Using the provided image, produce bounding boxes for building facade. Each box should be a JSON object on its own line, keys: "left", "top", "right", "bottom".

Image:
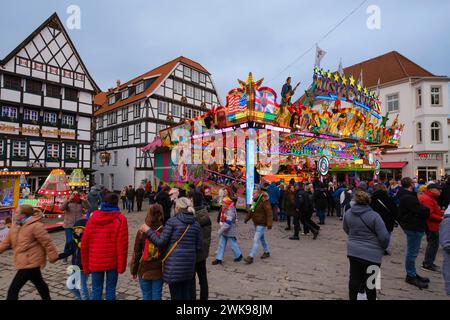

{"left": 93, "top": 56, "right": 221, "bottom": 190}
{"left": 343, "top": 51, "right": 449, "bottom": 181}
{"left": 0, "top": 13, "right": 99, "bottom": 192}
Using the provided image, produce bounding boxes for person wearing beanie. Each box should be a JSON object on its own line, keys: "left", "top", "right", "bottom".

{"left": 439, "top": 207, "right": 450, "bottom": 295}
{"left": 57, "top": 219, "right": 90, "bottom": 300}
{"left": 0, "top": 205, "right": 58, "bottom": 300}
{"left": 81, "top": 192, "right": 128, "bottom": 300}
{"left": 140, "top": 197, "right": 202, "bottom": 300}
{"left": 212, "top": 196, "right": 243, "bottom": 265}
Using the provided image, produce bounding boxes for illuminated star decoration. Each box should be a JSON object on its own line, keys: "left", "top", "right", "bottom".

{"left": 349, "top": 75, "right": 355, "bottom": 86}
{"left": 334, "top": 73, "right": 340, "bottom": 82}
{"left": 341, "top": 75, "right": 347, "bottom": 86}
{"left": 321, "top": 69, "right": 326, "bottom": 77}
{"left": 357, "top": 84, "right": 362, "bottom": 92}
{"left": 327, "top": 71, "right": 332, "bottom": 79}
{"left": 364, "top": 87, "right": 368, "bottom": 95}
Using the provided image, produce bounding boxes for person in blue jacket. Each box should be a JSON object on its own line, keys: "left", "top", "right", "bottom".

{"left": 267, "top": 182, "right": 281, "bottom": 221}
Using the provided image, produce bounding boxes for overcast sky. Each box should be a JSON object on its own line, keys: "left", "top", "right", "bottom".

{"left": 1, "top": 0, "right": 450, "bottom": 102}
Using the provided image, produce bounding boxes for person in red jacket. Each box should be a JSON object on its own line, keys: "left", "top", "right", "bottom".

{"left": 419, "top": 183, "right": 444, "bottom": 273}
{"left": 81, "top": 192, "right": 128, "bottom": 300}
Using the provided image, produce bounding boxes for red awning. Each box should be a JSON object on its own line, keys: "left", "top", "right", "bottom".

{"left": 380, "top": 161, "right": 408, "bottom": 169}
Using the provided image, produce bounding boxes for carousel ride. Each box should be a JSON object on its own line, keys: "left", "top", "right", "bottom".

{"left": 148, "top": 67, "right": 404, "bottom": 209}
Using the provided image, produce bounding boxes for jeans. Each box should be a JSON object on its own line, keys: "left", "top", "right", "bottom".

{"left": 348, "top": 256, "right": 380, "bottom": 300}
{"left": 192, "top": 260, "right": 209, "bottom": 300}
{"left": 271, "top": 204, "right": 279, "bottom": 221}
{"left": 64, "top": 228, "right": 73, "bottom": 256}
{"left": 69, "top": 271, "right": 90, "bottom": 300}
{"left": 139, "top": 278, "right": 163, "bottom": 300}
{"left": 122, "top": 198, "right": 128, "bottom": 210}
{"left": 316, "top": 208, "right": 326, "bottom": 224}
{"left": 249, "top": 225, "right": 269, "bottom": 258}
{"left": 216, "top": 235, "right": 242, "bottom": 261}
{"left": 91, "top": 270, "right": 119, "bottom": 300}
{"left": 127, "top": 198, "right": 135, "bottom": 212}
{"left": 404, "top": 230, "right": 424, "bottom": 277}
{"left": 7, "top": 268, "right": 51, "bottom": 300}
{"left": 423, "top": 231, "right": 440, "bottom": 267}
{"left": 169, "top": 278, "right": 195, "bottom": 300}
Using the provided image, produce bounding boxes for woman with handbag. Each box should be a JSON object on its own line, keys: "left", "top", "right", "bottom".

{"left": 140, "top": 197, "right": 202, "bottom": 300}
{"left": 343, "top": 190, "right": 390, "bottom": 300}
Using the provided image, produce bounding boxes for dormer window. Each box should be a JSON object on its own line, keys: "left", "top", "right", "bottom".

{"left": 121, "top": 90, "right": 129, "bottom": 100}
{"left": 136, "top": 82, "right": 144, "bottom": 94}
{"left": 108, "top": 95, "right": 116, "bottom": 105}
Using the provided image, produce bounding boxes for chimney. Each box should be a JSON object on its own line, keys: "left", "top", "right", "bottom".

{"left": 116, "top": 80, "right": 121, "bottom": 88}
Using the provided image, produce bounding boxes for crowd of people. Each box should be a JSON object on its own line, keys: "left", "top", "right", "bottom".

{"left": 0, "top": 176, "right": 449, "bottom": 301}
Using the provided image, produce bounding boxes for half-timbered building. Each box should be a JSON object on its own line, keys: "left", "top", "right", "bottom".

{"left": 0, "top": 13, "right": 100, "bottom": 192}
{"left": 93, "top": 56, "right": 221, "bottom": 190}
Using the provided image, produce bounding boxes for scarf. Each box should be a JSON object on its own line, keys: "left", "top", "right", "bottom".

{"left": 250, "top": 194, "right": 263, "bottom": 213}
{"left": 100, "top": 202, "right": 120, "bottom": 212}
{"left": 16, "top": 216, "right": 32, "bottom": 226}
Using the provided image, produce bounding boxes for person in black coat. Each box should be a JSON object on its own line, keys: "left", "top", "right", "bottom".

{"left": 135, "top": 186, "right": 145, "bottom": 212}
{"left": 140, "top": 197, "right": 202, "bottom": 300}
{"left": 439, "top": 177, "right": 450, "bottom": 208}
{"left": 370, "top": 183, "right": 398, "bottom": 233}
{"left": 397, "top": 177, "right": 431, "bottom": 289}
{"left": 155, "top": 186, "right": 173, "bottom": 225}
{"left": 126, "top": 185, "right": 136, "bottom": 213}
{"left": 313, "top": 182, "right": 329, "bottom": 225}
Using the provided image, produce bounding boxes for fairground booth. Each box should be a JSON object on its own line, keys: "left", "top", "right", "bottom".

{"left": 146, "top": 68, "right": 404, "bottom": 209}
{"left": 0, "top": 170, "right": 29, "bottom": 220}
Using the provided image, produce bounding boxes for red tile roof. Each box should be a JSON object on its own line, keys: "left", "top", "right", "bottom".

{"left": 94, "top": 56, "right": 210, "bottom": 116}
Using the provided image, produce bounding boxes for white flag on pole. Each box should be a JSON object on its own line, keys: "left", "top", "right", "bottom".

{"left": 359, "top": 69, "right": 364, "bottom": 87}
{"left": 315, "top": 44, "right": 327, "bottom": 67}
{"left": 338, "top": 58, "right": 344, "bottom": 76}
{"left": 376, "top": 77, "right": 381, "bottom": 96}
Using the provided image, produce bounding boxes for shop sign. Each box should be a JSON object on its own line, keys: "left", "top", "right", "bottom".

{"left": 415, "top": 153, "right": 443, "bottom": 161}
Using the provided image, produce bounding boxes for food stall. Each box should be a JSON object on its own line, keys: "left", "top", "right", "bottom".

{"left": 0, "top": 170, "right": 30, "bottom": 220}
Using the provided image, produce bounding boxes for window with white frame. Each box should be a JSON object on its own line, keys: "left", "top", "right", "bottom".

{"left": 93, "top": 153, "right": 97, "bottom": 165}
{"left": 110, "top": 174, "right": 115, "bottom": 190}
{"left": 43, "top": 112, "right": 57, "bottom": 125}
{"left": 192, "top": 70, "right": 199, "bottom": 83}
{"left": 194, "top": 88, "right": 201, "bottom": 100}
{"left": 112, "top": 129, "right": 118, "bottom": 142}
{"left": 1, "top": 106, "right": 18, "bottom": 119}
{"left": 65, "top": 145, "right": 77, "bottom": 160}
{"left": 123, "top": 126, "right": 129, "bottom": 141}
{"left": 185, "top": 108, "right": 192, "bottom": 119}
{"left": 23, "top": 109, "right": 39, "bottom": 122}
{"left": 99, "top": 133, "right": 104, "bottom": 146}
{"left": 200, "top": 73, "right": 206, "bottom": 83}
{"left": 12, "top": 141, "right": 27, "bottom": 158}
{"left": 98, "top": 117, "right": 103, "bottom": 129}
{"left": 431, "top": 86, "right": 441, "bottom": 106}
{"left": 107, "top": 111, "right": 117, "bottom": 125}
{"left": 33, "top": 61, "right": 44, "bottom": 72}
{"left": 184, "top": 66, "right": 191, "bottom": 77}
{"left": 416, "top": 88, "right": 422, "bottom": 108}
{"left": 108, "top": 95, "right": 116, "bottom": 105}
{"left": 387, "top": 94, "right": 399, "bottom": 113}
{"left": 0, "top": 140, "right": 4, "bottom": 156}
{"left": 100, "top": 173, "right": 104, "bottom": 185}
{"left": 193, "top": 110, "right": 200, "bottom": 118}
{"left": 107, "top": 130, "right": 113, "bottom": 143}
{"left": 113, "top": 151, "right": 118, "bottom": 166}
{"left": 46, "top": 144, "right": 59, "bottom": 159}
{"left": 156, "top": 124, "right": 167, "bottom": 133}
{"left": 174, "top": 81, "right": 182, "bottom": 94}
{"left": 122, "top": 107, "right": 128, "bottom": 121}
{"left": 431, "top": 121, "right": 441, "bottom": 142}
{"left": 121, "top": 90, "right": 129, "bottom": 100}
{"left": 186, "top": 85, "right": 194, "bottom": 98}
{"left": 417, "top": 122, "right": 422, "bottom": 144}
{"left": 158, "top": 100, "right": 168, "bottom": 114}
{"left": 133, "top": 103, "right": 140, "bottom": 118}
{"left": 62, "top": 114, "right": 75, "bottom": 127}
{"left": 172, "top": 104, "right": 181, "bottom": 117}
{"left": 135, "top": 123, "right": 141, "bottom": 138}
{"left": 136, "top": 82, "right": 144, "bottom": 94}
{"left": 205, "top": 91, "right": 212, "bottom": 103}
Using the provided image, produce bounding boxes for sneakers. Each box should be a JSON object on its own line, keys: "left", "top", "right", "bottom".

{"left": 405, "top": 275, "right": 429, "bottom": 289}
{"left": 234, "top": 255, "right": 243, "bottom": 262}
{"left": 211, "top": 259, "right": 222, "bottom": 265}
{"left": 289, "top": 235, "right": 300, "bottom": 240}
{"left": 416, "top": 274, "right": 430, "bottom": 283}
{"left": 421, "top": 264, "right": 441, "bottom": 273}
{"left": 244, "top": 256, "right": 254, "bottom": 264}
{"left": 261, "top": 252, "right": 270, "bottom": 259}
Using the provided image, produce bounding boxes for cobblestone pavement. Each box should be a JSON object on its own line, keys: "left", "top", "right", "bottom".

{"left": 0, "top": 203, "right": 448, "bottom": 300}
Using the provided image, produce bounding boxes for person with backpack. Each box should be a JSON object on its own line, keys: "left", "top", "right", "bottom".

{"left": 370, "top": 183, "right": 398, "bottom": 233}
{"left": 130, "top": 204, "right": 165, "bottom": 300}
{"left": 136, "top": 185, "right": 146, "bottom": 212}
{"left": 57, "top": 219, "right": 90, "bottom": 300}
{"left": 343, "top": 190, "right": 390, "bottom": 300}
{"left": 313, "top": 182, "right": 329, "bottom": 225}
{"left": 212, "top": 196, "right": 242, "bottom": 265}
{"left": 191, "top": 191, "right": 212, "bottom": 300}
{"left": 140, "top": 197, "right": 202, "bottom": 300}
{"left": 0, "top": 205, "right": 58, "bottom": 300}
{"left": 81, "top": 193, "right": 129, "bottom": 300}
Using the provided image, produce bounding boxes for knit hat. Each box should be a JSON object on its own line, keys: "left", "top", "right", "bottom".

{"left": 72, "top": 219, "right": 87, "bottom": 229}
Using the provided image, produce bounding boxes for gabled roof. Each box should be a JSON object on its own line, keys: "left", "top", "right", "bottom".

{"left": 94, "top": 56, "right": 211, "bottom": 116}
{"left": 293, "top": 51, "right": 446, "bottom": 105}
{"left": 0, "top": 12, "right": 100, "bottom": 93}
{"left": 342, "top": 51, "right": 438, "bottom": 88}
